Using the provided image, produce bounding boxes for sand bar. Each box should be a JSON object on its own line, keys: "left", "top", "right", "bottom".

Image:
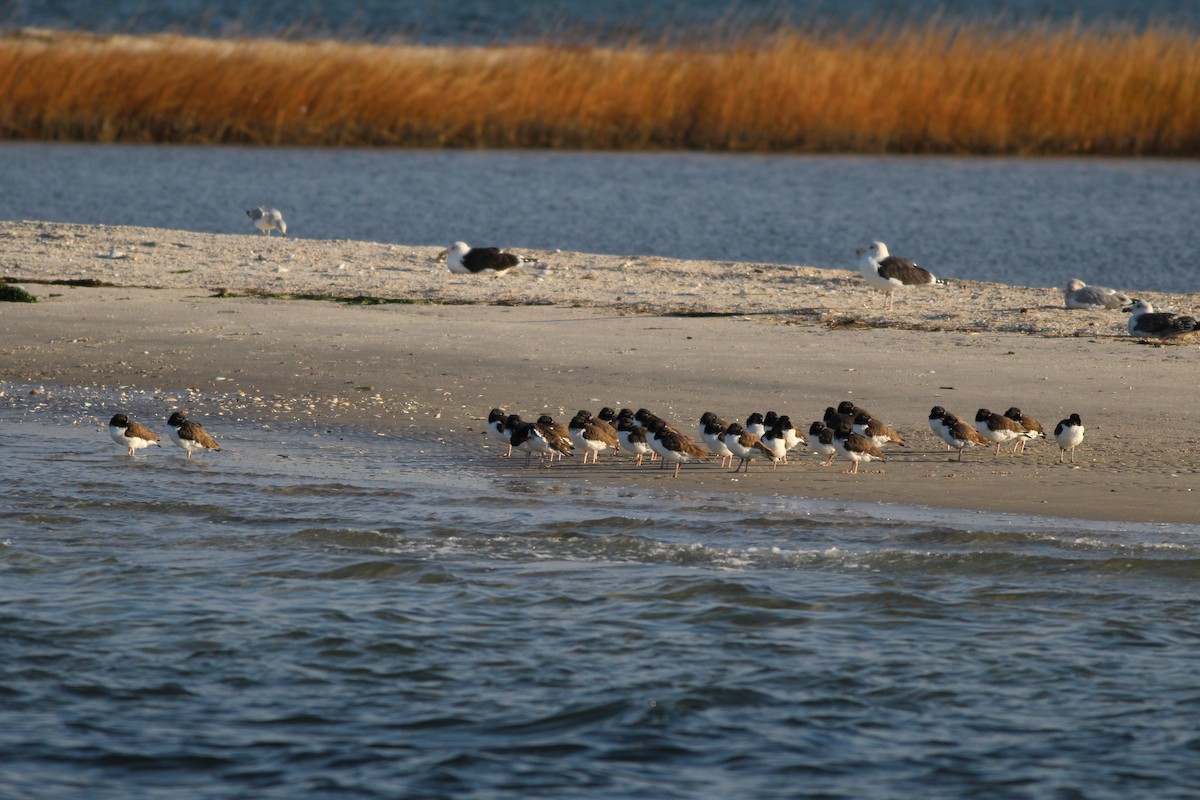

{"left": 2, "top": 221, "right": 1198, "bottom": 524}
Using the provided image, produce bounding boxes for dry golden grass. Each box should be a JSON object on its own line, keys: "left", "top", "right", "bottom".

{"left": 1, "top": 23, "right": 1198, "bottom": 155}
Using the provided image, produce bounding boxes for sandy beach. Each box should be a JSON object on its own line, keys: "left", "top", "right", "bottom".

{"left": 2, "top": 220, "right": 1198, "bottom": 524}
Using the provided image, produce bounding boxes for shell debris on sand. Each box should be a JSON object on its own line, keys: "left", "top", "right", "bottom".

{"left": 0, "top": 221, "right": 1196, "bottom": 341}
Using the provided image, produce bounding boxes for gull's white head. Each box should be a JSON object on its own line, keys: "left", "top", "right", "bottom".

{"left": 1065, "top": 278, "right": 1087, "bottom": 292}
{"left": 443, "top": 241, "right": 473, "bottom": 273}
{"left": 855, "top": 241, "right": 888, "bottom": 261}
{"left": 1124, "top": 299, "right": 1153, "bottom": 315}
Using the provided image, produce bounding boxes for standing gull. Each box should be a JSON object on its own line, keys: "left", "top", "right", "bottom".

{"left": 246, "top": 207, "right": 286, "bottom": 236}
{"left": 442, "top": 242, "right": 537, "bottom": 274}
{"left": 1063, "top": 279, "right": 1131, "bottom": 310}
{"left": 857, "top": 241, "right": 945, "bottom": 310}
{"left": 1123, "top": 300, "right": 1199, "bottom": 339}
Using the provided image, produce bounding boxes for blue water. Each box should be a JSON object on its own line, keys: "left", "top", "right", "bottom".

{"left": 3, "top": 143, "right": 1198, "bottom": 293}
{"left": 4, "top": 384, "right": 1200, "bottom": 798}
{"left": 4, "top": 0, "right": 1198, "bottom": 41}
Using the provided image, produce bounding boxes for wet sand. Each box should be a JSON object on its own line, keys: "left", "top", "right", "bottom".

{"left": 2, "top": 221, "right": 1198, "bottom": 524}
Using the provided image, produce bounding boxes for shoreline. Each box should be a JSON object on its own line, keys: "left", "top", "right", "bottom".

{"left": 2, "top": 223, "right": 1198, "bottom": 525}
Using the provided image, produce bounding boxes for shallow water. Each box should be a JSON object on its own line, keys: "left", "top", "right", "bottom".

{"left": 3, "top": 144, "right": 1198, "bottom": 293}
{"left": 4, "top": 386, "right": 1200, "bottom": 798}
{"left": 6, "top": 0, "right": 1199, "bottom": 41}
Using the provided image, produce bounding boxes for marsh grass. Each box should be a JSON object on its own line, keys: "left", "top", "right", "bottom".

{"left": 1, "top": 23, "right": 1198, "bottom": 155}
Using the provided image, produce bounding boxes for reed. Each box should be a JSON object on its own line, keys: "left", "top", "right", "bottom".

{"left": 1, "top": 22, "right": 1198, "bottom": 155}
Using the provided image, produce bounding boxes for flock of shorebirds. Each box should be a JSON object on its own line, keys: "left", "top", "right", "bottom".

{"left": 245, "top": 207, "right": 1196, "bottom": 337}
{"left": 485, "top": 403, "right": 1087, "bottom": 477}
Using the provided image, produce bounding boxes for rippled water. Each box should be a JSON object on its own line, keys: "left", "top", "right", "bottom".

{"left": 4, "top": 143, "right": 1199, "bottom": 293}
{"left": 6, "top": 0, "right": 1199, "bottom": 41}
{"left": 4, "top": 388, "right": 1200, "bottom": 798}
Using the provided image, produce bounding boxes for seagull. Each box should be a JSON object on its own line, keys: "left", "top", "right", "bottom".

{"left": 108, "top": 413, "right": 161, "bottom": 456}
{"left": 441, "top": 242, "right": 537, "bottom": 274}
{"left": 1054, "top": 413, "right": 1085, "bottom": 463}
{"left": 857, "top": 241, "right": 945, "bottom": 310}
{"left": 1063, "top": 279, "right": 1131, "bottom": 310}
{"left": 246, "top": 207, "right": 286, "bottom": 236}
{"left": 166, "top": 411, "right": 221, "bottom": 459}
{"left": 1123, "top": 300, "right": 1199, "bottom": 339}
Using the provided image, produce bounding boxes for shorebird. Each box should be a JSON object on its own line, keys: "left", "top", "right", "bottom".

{"left": 758, "top": 420, "right": 791, "bottom": 469}
{"left": 1123, "top": 300, "right": 1199, "bottom": 339}
{"left": 929, "top": 406, "right": 990, "bottom": 461}
{"left": 441, "top": 242, "right": 537, "bottom": 274}
{"left": 853, "top": 412, "right": 906, "bottom": 448}
{"left": 1063, "top": 278, "right": 1131, "bottom": 310}
{"left": 246, "top": 207, "right": 286, "bottom": 236}
{"left": 510, "top": 420, "right": 572, "bottom": 467}
{"left": 108, "top": 413, "right": 161, "bottom": 456}
{"left": 724, "top": 422, "right": 773, "bottom": 474}
{"left": 1054, "top": 413, "right": 1085, "bottom": 463}
{"left": 616, "top": 417, "right": 654, "bottom": 466}
{"left": 536, "top": 415, "right": 573, "bottom": 461}
{"left": 928, "top": 405, "right": 955, "bottom": 450}
{"left": 833, "top": 428, "right": 886, "bottom": 474}
{"left": 1003, "top": 407, "right": 1045, "bottom": 454}
{"left": 699, "top": 412, "right": 735, "bottom": 469}
{"left": 822, "top": 406, "right": 856, "bottom": 435}
{"left": 837, "top": 400, "right": 876, "bottom": 421}
{"left": 645, "top": 419, "right": 709, "bottom": 478}
{"left": 806, "top": 421, "right": 838, "bottom": 467}
{"left": 974, "top": 408, "right": 1026, "bottom": 455}
{"left": 745, "top": 412, "right": 768, "bottom": 438}
{"left": 568, "top": 410, "right": 620, "bottom": 464}
{"left": 487, "top": 408, "right": 513, "bottom": 456}
{"left": 857, "top": 241, "right": 945, "bottom": 310}
{"left": 166, "top": 411, "right": 221, "bottom": 459}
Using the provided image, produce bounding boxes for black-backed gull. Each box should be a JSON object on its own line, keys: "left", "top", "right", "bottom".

{"left": 857, "top": 241, "right": 945, "bottom": 310}
{"left": 1123, "top": 300, "right": 1199, "bottom": 338}
{"left": 443, "top": 242, "right": 537, "bottom": 274}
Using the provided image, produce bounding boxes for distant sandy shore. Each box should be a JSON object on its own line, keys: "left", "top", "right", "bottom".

{"left": 2, "top": 221, "right": 1198, "bottom": 524}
